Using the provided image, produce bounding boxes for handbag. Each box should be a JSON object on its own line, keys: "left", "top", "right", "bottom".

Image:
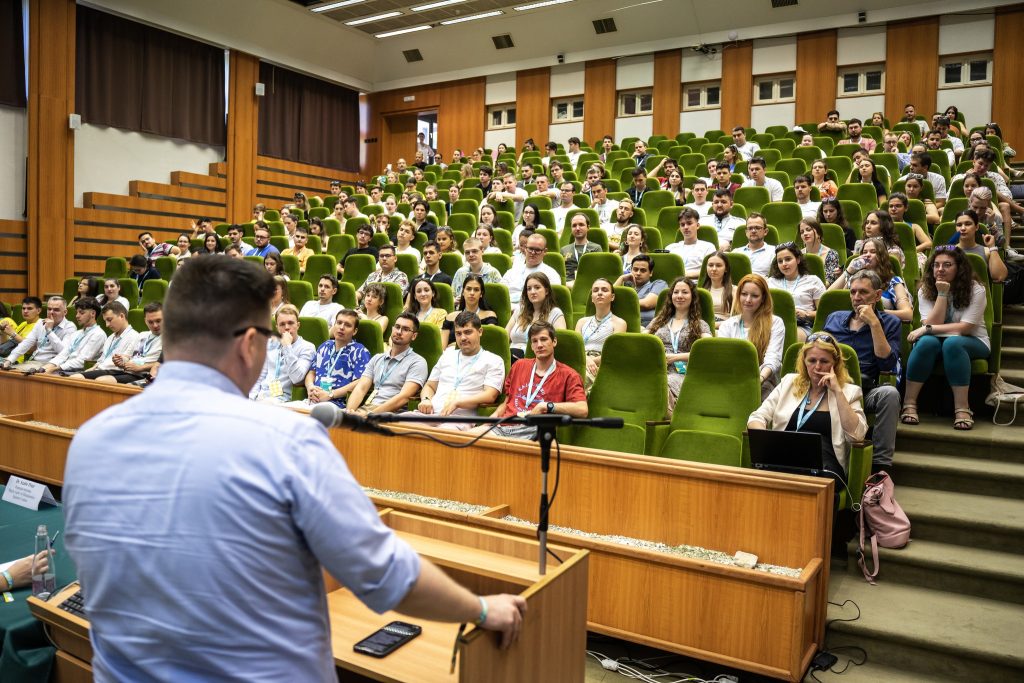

{"left": 856, "top": 472, "right": 911, "bottom": 585}
{"left": 985, "top": 374, "right": 1024, "bottom": 426}
{"left": 0, "top": 338, "right": 18, "bottom": 358}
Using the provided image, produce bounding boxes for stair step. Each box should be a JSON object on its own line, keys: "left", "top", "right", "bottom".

{"left": 826, "top": 574, "right": 1024, "bottom": 680}
{"left": 1001, "top": 347, "right": 1024, "bottom": 370}
{"left": 895, "top": 419, "right": 1024, "bottom": 463}
{"left": 848, "top": 538, "right": 1024, "bottom": 604}
{"left": 895, "top": 451, "right": 1024, "bottom": 497}
{"left": 998, "top": 368, "right": 1024, "bottom": 391}
{"left": 1002, "top": 323, "right": 1024, "bottom": 346}
{"left": 896, "top": 486, "right": 1024, "bottom": 552}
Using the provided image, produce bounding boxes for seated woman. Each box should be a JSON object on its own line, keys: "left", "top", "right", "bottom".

{"left": 797, "top": 218, "right": 840, "bottom": 285}
{"left": 264, "top": 252, "right": 288, "bottom": 280}
{"left": 747, "top": 332, "right": 867, "bottom": 485}
{"left": 869, "top": 111, "right": 886, "bottom": 128}
{"left": 664, "top": 170, "right": 687, "bottom": 205}
{"left": 383, "top": 195, "right": 402, "bottom": 218}
{"left": 846, "top": 158, "right": 888, "bottom": 205}
{"left": 903, "top": 174, "right": 941, "bottom": 227}
{"left": 270, "top": 275, "right": 289, "bottom": 320}
{"left": 618, "top": 224, "right": 649, "bottom": 275}
{"left": 718, "top": 274, "right": 786, "bottom": 400}
{"left": 767, "top": 243, "right": 826, "bottom": 340}
{"left": 405, "top": 278, "right": 448, "bottom": 327}
{"left": 394, "top": 220, "right": 421, "bottom": 263}
{"left": 443, "top": 274, "right": 498, "bottom": 347}
{"left": 887, "top": 192, "right": 932, "bottom": 271}
{"left": 646, "top": 277, "right": 713, "bottom": 413}
{"left": 506, "top": 272, "right": 566, "bottom": 359}
{"left": 700, "top": 251, "right": 733, "bottom": 326}
{"left": 196, "top": 232, "right": 223, "bottom": 256}
{"left": 174, "top": 233, "right": 193, "bottom": 262}
{"left": 854, "top": 210, "right": 905, "bottom": 268}
{"left": 949, "top": 209, "right": 1008, "bottom": 283}
{"left": 817, "top": 198, "right": 856, "bottom": 253}
{"left": 902, "top": 246, "right": 991, "bottom": 430}
{"left": 96, "top": 278, "right": 131, "bottom": 310}
{"left": 478, "top": 204, "right": 498, "bottom": 230}
{"left": 69, "top": 276, "right": 101, "bottom": 307}
{"left": 511, "top": 204, "right": 543, "bottom": 245}
{"left": 829, "top": 237, "right": 914, "bottom": 322}
{"left": 721, "top": 145, "right": 740, "bottom": 173}
{"left": 358, "top": 282, "right": 389, "bottom": 333}
{"left": 810, "top": 160, "right": 839, "bottom": 202}
{"left": 575, "top": 277, "right": 629, "bottom": 390}
{"left": 429, "top": 226, "right": 463, "bottom": 269}
{"left": 308, "top": 218, "right": 327, "bottom": 252}
{"left": 475, "top": 224, "right": 502, "bottom": 254}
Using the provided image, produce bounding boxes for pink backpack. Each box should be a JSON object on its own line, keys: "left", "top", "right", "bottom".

{"left": 857, "top": 472, "right": 911, "bottom": 584}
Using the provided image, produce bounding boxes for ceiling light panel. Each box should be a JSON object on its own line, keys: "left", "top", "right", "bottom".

{"left": 346, "top": 11, "right": 403, "bottom": 26}
{"left": 376, "top": 24, "right": 433, "bottom": 38}
{"left": 441, "top": 10, "right": 503, "bottom": 24}
{"left": 513, "top": 0, "right": 573, "bottom": 11}
{"left": 411, "top": 0, "right": 468, "bottom": 11}
{"left": 311, "top": 0, "right": 367, "bottom": 13}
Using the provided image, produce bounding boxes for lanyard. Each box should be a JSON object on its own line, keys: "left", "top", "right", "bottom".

{"left": 668, "top": 320, "right": 685, "bottom": 353}
{"left": 453, "top": 351, "right": 482, "bottom": 391}
{"left": 328, "top": 342, "right": 349, "bottom": 376}
{"left": 524, "top": 362, "right": 555, "bottom": 408}
{"left": 783, "top": 275, "right": 802, "bottom": 292}
{"left": 633, "top": 189, "right": 645, "bottom": 204}
{"left": 583, "top": 313, "right": 611, "bottom": 344}
{"left": 137, "top": 334, "right": 156, "bottom": 359}
{"left": 376, "top": 353, "right": 402, "bottom": 387}
{"left": 573, "top": 245, "right": 585, "bottom": 264}
{"left": 796, "top": 391, "right": 828, "bottom": 431}
{"left": 68, "top": 327, "right": 96, "bottom": 355}
{"left": 271, "top": 342, "right": 284, "bottom": 379}
{"left": 102, "top": 333, "right": 123, "bottom": 360}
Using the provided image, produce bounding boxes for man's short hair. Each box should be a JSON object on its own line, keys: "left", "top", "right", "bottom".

{"left": 911, "top": 152, "right": 933, "bottom": 169}
{"left": 225, "top": 245, "right": 241, "bottom": 256}
{"left": 631, "top": 254, "right": 654, "bottom": 271}
{"left": 462, "top": 238, "right": 482, "bottom": 251}
{"left": 355, "top": 180, "right": 366, "bottom": 189}
{"left": 276, "top": 303, "right": 299, "bottom": 320}
{"left": 528, "top": 320, "right": 557, "bottom": 342}
{"left": 143, "top": 301, "right": 163, "bottom": 314}
{"left": 692, "top": 178, "right": 707, "bottom": 189}
{"left": 793, "top": 174, "right": 812, "bottom": 185}
{"left": 712, "top": 188, "right": 733, "bottom": 200}
{"left": 826, "top": 109, "right": 840, "bottom": 118}
{"left": 568, "top": 136, "right": 580, "bottom": 145}
{"left": 849, "top": 269, "right": 883, "bottom": 291}
{"left": 591, "top": 180, "right": 605, "bottom": 191}
{"left": 678, "top": 207, "right": 701, "bottom": 223}
{"left": 356, "top": 224, "right": 373, "bottom": 237}
{"left": 974, "top": 148, "right": 995, "bottom": 163}
{"left": 227, "top": 224, "right": 242, "bottom": 234}
{"left": 732, "top": 125, "right": 745, "bottom": 133}
{"left": 294, "top": 225, "right": 309, "bottom": 235}
{"left": 631, "top": 167, "right": 647, "bottom": 179}
{"left": 479, "top": 166, "right": 493, "bottom": 176}
{"left": 101, "top": 301, "right": 128, "bottom": 317}
{"left": 412, "top": 199, "right": 429, "bottom": 212}
{"left": 74, "top": 297, "right": 102, "bottom": 315}
{"left": 319, "top": 274, "right": 339, "bottom": 290}
{"left": 395, "top": 311, "right": 420, "bottom": 332}
{"left": 747, "top": 156, "right": 766, "bottom": 169}
{"left": 137, "top": 231, "right": 153, "bottom": 242}
{"left": 129, "top": 254, "right": 148, "bottom": 268}
{"left": 453, "top": 310, "right": 481, "bottom": 330}
{"left": 377, "top": 243, "right": 396, "bottom": 256}
{"left": 163, "top": 257, "right": 275, "bottom": 350}
{"left": 422, "top": 240, "right": 439, "bottom": 253}
{"left": 936, "top": 116, "right": 950, "bottom": 126}
{"left": 848, "top": 117, "right": 862, "bottom": 126}
{"left": 23, "top": 296, "right": 43, "bottom": 309}
{"left": 336, "top": 309, "right": 360, "bottom": 326}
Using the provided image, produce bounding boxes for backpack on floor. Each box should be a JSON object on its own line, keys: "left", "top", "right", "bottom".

{"left": 856, "top": 471, "right": 911, "bottom": 584}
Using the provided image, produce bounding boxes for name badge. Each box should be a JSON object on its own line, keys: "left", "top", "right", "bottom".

{"left": 268, "top": 380, "right": 283, "bottom": 398}
{"left": 2, "top": 475, "right": 58, "bottom": 511}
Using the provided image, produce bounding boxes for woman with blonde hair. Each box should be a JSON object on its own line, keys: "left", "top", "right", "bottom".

{"left": 718, "top": 274, "right": 786, "bottom": 399}
{"left": 647, "top": 277, "right": 713, "bottom": 412}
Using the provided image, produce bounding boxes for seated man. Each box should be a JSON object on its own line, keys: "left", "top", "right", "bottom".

{"left": 731, "top": 126, "right": 761, "bottom": 160}
{"left": 839, "top": 118, "right": 876, "bottom": 153}
{"left": 531, "top": 174, "right": 559, "bottom": 201}
{"left": 245, "top": 223, "right": 280, "bottom": 259}
{"left": 0, "top": 296, "right": 43, "bottom": 364}
{"left": 551, "top": 182, "right": 577, "bottom": 234}
{"left": 281, "top": 225, "right": 315, "bottom": 275}
{"left": 345, "top": 313, "right": 429, "bottom": 415}
{"left": 224, "top": 224, "right": 248, "bottom": 254}
{"left": 669, "top": 208, "right": 717, "bottom": 278}
{"left": 614, "top": 254, "right": 667, "bottom": 327}
{"left": 740, "top": 157, "right": 783, "bottom": 202}
{"left": 817, "top": 109, "right": 846, "bottom": 134}
{"left": 452, "top": 239, "right": 502, "bottom": 299}
{"left": 357, "top": 244, "right": 409, "bottom": 303}
{"left": 488, "top": 173, "right": 528, "bottom": 222}
{"left": 897, "top": 151, "right": 948, "bottom": 208}
{"left": 419, "top": 241, "right": 454, "bottom": 286}
{"left": 822, "top": 269, "right": 902, "bottom": 475}
{"left": 684, "top": 179, "right": 711, "bottom": 216}
{"left": 250, "top": 304, "right": 316, "bottom": 403}
{"left": 90, "top": 302, "right": 165, "bottom": 384}
{"left": 710, "top": 165, "right": 740, "bottom": 197}
{"left": 699, "top": 190, "right": 746, "bottom": 250}
{"left": 561, "top": 213, "right": 602, "bottom": 284}
{"left": 68, "top": 302, "right": 140, "bottom": 380}
{"left": 589, "top": 181, "right": 619, "bottom": 227}
{"left": 299, "top": 275, "right": 344, "bottom": 326}
{"left": 340, "top": 224, "right": 380, "bottom": 275}
{"left": 501, "top": 233, "right": 561, "bottom": 304}
{"left": 290, "top": 309, "right": 369, "bottom": 409}
{"left": 735, "top": 213, "right": 775, "bottom": 278}
{"left": 792, "top": 175, "right": 821, "bottom": 219}
{"left": 479, "top": 321, "right": 587, "bottom": 440}
{"left": 138, "top": 230, "right": 179, "bottom": 268}
{"left": 38, "top": 298, "right": 107, "bottom": 375}
{"left": 626, "top": 168, "right": 649, "bottom": 205}
{"left": 1, "top": 296, "right": 77, "bottom": 372}
{"left": 409, "top": 200, "right": 438, "bottom": 241}
{"left": 416, "top": 311, "right": 504, "bottom": 430}
{"left": 128, "top": 254, "right": 161, "bottom": 301}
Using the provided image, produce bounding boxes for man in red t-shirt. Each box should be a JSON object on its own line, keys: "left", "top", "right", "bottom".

{"left": 477, "top": 321, "right": 588, "bottom": 441}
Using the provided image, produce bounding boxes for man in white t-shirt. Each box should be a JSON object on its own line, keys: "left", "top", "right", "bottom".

{"left": 699, "top": 190, "right": 746, "bottom": 250}
{"left": 741, "top": 157, "right": 783, "bottom": 202}
{"left": 551, "top": 182, "right": 577, "bottom": 235}
{"left": 731, "top": 126, "right": 760, "bottom": 161}
{"left": 735, "top": 213, "right": 776, "bottom": 278}
{"left": 299, "top": 275, "right": 343, "bottom": 326}
{"left": 684, "top": 179, "right": 712, "bottom": 216}
{"left": 565, "top": 137, "right": 582, "bottom": 169}
{"left": 589, "top": 181, "right": 619, "bottom": 227}
{"left": 488, "top": 173, "right": 528, "bottom": 222}
{"left": 792, "top": 175, "right": 821, "bottom": 219}
{"left": 501, "top": 233, "right": 561, "bottom": 304}
{"left": 666, "top": 207, "right": 716, "bottom": 278}
{"left": 417, "top": 311, "right": 504, "bottom": 430}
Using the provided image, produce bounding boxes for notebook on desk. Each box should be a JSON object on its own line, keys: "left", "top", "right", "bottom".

{"left": 748, "top": 429, "right": 828, "bottom": 478}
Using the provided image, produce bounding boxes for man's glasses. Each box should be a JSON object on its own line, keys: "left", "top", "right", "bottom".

{"left": 525, "top": 247, "right": 545, "bottom": 254}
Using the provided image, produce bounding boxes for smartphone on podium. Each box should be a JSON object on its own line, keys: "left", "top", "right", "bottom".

{"left": 353, "top": 621, "right": 422, "bottom": 658}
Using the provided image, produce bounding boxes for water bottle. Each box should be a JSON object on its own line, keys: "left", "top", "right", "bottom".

{"left": 31, "top": 524, "right": 56, "bottom": 599}
{"left": 319, "top": 377, "right": 333, "bottom": 398}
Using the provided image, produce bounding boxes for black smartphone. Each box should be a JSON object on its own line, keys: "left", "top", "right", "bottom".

{"left": 353, "top": 621, "right": 422, "bottom": 658}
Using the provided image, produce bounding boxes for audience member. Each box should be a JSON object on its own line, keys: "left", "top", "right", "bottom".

{"left": 69, "top": 301, "right": 141, "bottom": 380}
{"left": 358, "top": 282, "right": 389, "bottom": 333}
{"left": 264, "top": 252, "right": 288, "bottom": 280}
{"left": 282, "top": 225, "right": 315, "bottom": 274}
{"left": 731, "top": 126, "right": 760, "bottom": 160}
{"left": 451, "top": 239, "right": 502, "bottom": 299}
{"left": 718, "top": 274, "right": 785, "bottom": 399}
{"left": 817, "top": 109, "right": 847, "bottom": 135}
{"left": 734, "top": 213, "right": 775, "bottom": 278}
{"left": 700, "top": 251, "right": 733, "bottom": 325}
{"left": 561, "top": 214, "right": 602, "bottom": 284}
{"left": 792, "top": 175, "right": 821, "bottom": 219}
{"left": 38, "top": 298, "right": 107, "bottom": 375}
{"left": 0, "top": 297, "right": 43, "bottom": 364}
{"left": 699, "top": 190, "right": 745, "bottom": 250}
{"left": 798, "top": 218, "right": 842, "bottom": 286}
{"left": 646, "top": 277, "right": 712, "bottom": 412}
{"left": 829, "top": 237, "right": 914, "bottom": 322}
{"left": 886, "top": 193, "right": 932, "bottom": 271}
{"left": 501, "top": 233, "right": 561, "bottom": 304}
{"left": 290, "top": 309, "right": 369, "bottom": 409}
{"left": 767, "top": 243, "right": 826, "bottom": 340}
{"left": 357, "top": 244, "right": 409, "bottom": 303}
{"left": 506, "top": 273, "right": 565, "bottom": 359}
{"left": 69, "top": 276, "right": 101, "bottom": 307}
{"left": 346, "top": 313, "right": 429, "bottom": 415}
{"left": 817, "top": 198, "right": 856, "bottom": 252}
{"left": 138, "top": 231, "right": 179, "bottom": 267}
{"left": 249, "top": 304, "right": 316, "bottom": 403}
{"left": 575, "top": 278, "right": 628, "bottom": 390}
{"left": 810, "top": 160, "right": 839, "bottom": 201}
{"left": 443, "top": 274, "right": 498, "bottom": 347}
{"left": 617, "top": 224, "right": 649, "bottom": 275}
{"left": 299, "top": 275, "right": 343, "bottom": 325}
{"left": 405, "top": 278, "right": 448, "bottom": 326}
{"left": 741, "top": 157, "right": 783, "bottom": 202}
{"left": 615, "top": 254, "right": 667, "bottom": 327}
{"left": 1, "top": 296, "right": 76, "bottom": 372}
{"left": 419, "top": 241, "right": 454, "bottom": 286}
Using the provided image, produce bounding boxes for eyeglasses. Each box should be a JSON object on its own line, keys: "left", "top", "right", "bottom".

{"left": 233, "top": 326, "right": 278, "bottom": 339}
{"left": 525, "top": 247, "right": 545, "bottom": 254}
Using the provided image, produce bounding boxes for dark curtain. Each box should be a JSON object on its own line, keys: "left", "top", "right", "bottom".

{"left": 75, "top": 6, "right": 225, "bottom": 146}
{"left": 258, "top": 62, "right": 359, "bottom": 171}
{"left": 0, "top": 0, "right": 26, "bottom": 108}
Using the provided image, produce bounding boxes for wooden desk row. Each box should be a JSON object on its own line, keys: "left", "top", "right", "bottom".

{"left": 1, "top": 372, "right": 833, "bottom": 682}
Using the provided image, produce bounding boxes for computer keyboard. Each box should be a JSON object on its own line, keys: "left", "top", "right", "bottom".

{"left": 57, "top": 588, "right": 85, "bottom": 618}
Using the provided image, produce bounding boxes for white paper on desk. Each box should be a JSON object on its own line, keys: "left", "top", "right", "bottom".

{"left": 2, "top": 475, "right": 58, "bottom": 511}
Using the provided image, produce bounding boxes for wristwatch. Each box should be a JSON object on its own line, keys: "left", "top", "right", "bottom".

{"left": 925, "top": 324, "right": 933, "bottom": 334}
{"left": 546, "top": 401, "right": 555, "bottom": 414}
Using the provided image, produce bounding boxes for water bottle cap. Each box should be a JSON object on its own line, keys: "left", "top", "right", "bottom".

{"left": 37, "top": 524, "right": 48, "bottom": 534}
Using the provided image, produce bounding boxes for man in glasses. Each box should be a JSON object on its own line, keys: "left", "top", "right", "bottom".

{"left": 345, "top": 313, "right": 428, "bottom": 415}
{"left": 817, "top": 109, "right": 847, "bottom": 135}
{"left": 501, "top": 233, "right": 561, "bottom": 304}
{"left": 822, "top": 269, "right": 902, "bottom": 475}
{"left": 452, "top": 239, "right": 502, "bottom": 299}
{"left": 245, "top": 223, "right": 280, "bottom": 259}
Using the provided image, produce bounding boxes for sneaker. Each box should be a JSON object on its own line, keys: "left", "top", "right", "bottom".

{"left": 1007, "top": 247, "right": 1024, "bottom": 263}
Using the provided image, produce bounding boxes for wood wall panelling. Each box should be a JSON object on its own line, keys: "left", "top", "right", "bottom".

{"left": 584, "top": 59, "right": 617, "bottom": 147}
{"left": 226, "top": 51, "right": 260, "bottom": 224}
{"left": 514, "top": 68, "right": 550, "bottom": 151}
{"left": 720, "top": 41, "right": 753, "bottom": 130}
{"left": 795, "top": 30, "right": 838, "bottom": 126}
{"left": 437, "top": 78, "right": 485, "bottom": 162}
{"left": 884, "top": 17, "right": 939, "bottom": 122}
{"left": 27, "top": 0, "right": 76, "bottom": 296}
{"left": 653, "top": 50, "right": 682, "bottom": 137}
{"left": 0, "top": 219, "right": 28, "bottom": 296}
{"left": 993, "top": 5, "right": 1024, "bottom": 145}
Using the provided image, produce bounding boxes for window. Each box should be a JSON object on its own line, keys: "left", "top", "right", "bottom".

{"left": 618, "top": 89, "right": 653, "bottom": 117}
{"left": 837, "top": 65, "right": 884, "bottom": 97}
{"left": 682, "top": 81, "right": 721, "bottom": 111}
{"left": 551, "top": 96, "right": 584, "bottom": 123}
{"left": 753, "top": 75, "right": 795, "bottom": 104}
{"left": 487, "top": 103, "right": 516, "bottom": 130}
{"left": 939, "top": 53, "right": 992, "bottom": 88}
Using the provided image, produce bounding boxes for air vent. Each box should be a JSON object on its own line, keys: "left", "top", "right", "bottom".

{"left": 771, "top": 0, "right": 798, "bottom": 7}
{"left": 492, "top": 34, "right": 514, "bottom": 50}
{"left": 403, "top": 49, "right": 423, "bottom": 63}
{"left": 593, "top": 18, "right": 616, "bottom": 34}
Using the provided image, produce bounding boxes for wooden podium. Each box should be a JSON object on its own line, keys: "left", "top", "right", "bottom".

{"left": 28, "top": 510, "right": 589, "bottom": 683}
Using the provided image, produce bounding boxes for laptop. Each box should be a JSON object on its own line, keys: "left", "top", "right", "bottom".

{"left": 748, "top": 429, "right": 828, "bottom": 478}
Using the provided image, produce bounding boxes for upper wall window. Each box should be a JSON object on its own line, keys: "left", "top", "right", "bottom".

{"left": 939, "top": 53, "right": 992, "bottom": 88}
{"left": 753, "top": 75, "right": 795, "bottom": 104}
{"left": 552, "top": 96, "right": 584, "bottom": 123}
{"left": 682, "top": 81, "right": 721, "bottom": 111}
{"left": 837, "top": 65, "right": 885, "bottom": 97}
{"left": 618, "top": 89, "right": 653, "bottom": 117}
{"left": 487, "top": 103, "right": 516, "bottom": 130}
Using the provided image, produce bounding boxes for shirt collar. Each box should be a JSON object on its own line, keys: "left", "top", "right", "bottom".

{"left": 156, "top": 361, "right": 245, "bottom": 397}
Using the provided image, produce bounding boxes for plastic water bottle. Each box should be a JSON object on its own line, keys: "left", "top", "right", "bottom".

{"left": 319, "top": 378, "right": 333, "bottom": 397}
{"left": 31, "top": 524, "right": 56, "bottom": 599}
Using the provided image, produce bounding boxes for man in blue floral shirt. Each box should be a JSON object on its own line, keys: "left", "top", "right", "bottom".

{"left": 288, "top": 309, "right": 369, "bottom": 409}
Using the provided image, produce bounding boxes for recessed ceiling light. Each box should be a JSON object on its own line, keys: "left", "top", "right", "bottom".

{"left": 513, "top": 0, "right": 573, "bottom": 11}
{"left": 375, "top": 25, "right": 432, "bottom": 38}
{"left": 311, "top": 0, "right": 367, "bottom": 13}
{"left": 441, "top": 10, "right": 503, "bottom": 24}
{"left": 411, "top": 0, "right": 467, "bottom": 11}
{"left": 346, "top": 11, "right": 403, "bottom": 26}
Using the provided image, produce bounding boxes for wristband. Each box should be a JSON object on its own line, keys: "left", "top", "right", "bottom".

{"left": 937, "top": 292, "right": 949, "bottom": 298}
{"left": 474, "top": 595, "right": 488, "bottom": 626}
{"left": 1, "top": 569, "right": 14, "bottom": 591}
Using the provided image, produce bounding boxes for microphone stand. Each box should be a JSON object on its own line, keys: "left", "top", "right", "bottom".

{"left": 367, "top": 411, "right": 619, "bottom": 574}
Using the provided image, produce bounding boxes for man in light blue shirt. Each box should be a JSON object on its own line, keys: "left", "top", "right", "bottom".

{"left": 64, "top": 255, "right": 525, "bottom": 682}
{"left": 249, "top": 303, "right": 315, "bottom": 403}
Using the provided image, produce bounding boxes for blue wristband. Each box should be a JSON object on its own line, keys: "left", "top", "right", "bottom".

{"left": 474, "top": 596, "right": 488, "bottom": 626}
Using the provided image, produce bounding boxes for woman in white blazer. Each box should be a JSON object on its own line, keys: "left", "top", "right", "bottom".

{"left": 747, "top": 332, "right": 867, "bottom": 480}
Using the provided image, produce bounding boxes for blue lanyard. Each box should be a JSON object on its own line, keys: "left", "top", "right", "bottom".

{"left": 583, "top": 314, "right": 611, "bottom": 344}
{"left": 102, "top": 333, "right": 123, "bottom": 360}
{"left": 453, "top": 351, "right": 482, "bottom": 391}
{"left": 137, "top": 335, "right": 156, "bottom": 359}
{"left": 328, "top": 342, "right": 349, "bottom": 376}
{"left": 68, "top": 327, "right": 96, "bottom": 355}
{"left": 796, "top": 391, "right": 827, "bottom": 431}
{"left": 668, "top": 321, "right": 685, "bottom": 353}
{"left": 524, "top": 362, "right": 555, "bottom": 408}
{"left": 782, "top": 275, "right": 802, "bottom": 292}
{"left": 376, "top": 354, "right": 402, "bottom": 387}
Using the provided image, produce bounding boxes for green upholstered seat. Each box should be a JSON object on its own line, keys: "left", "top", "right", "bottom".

{"left": 298, "top": 316, "right": 330, "bottom": 348}
{"left": 103, "top": 257, "right": 128, "bottom": 279}
{"left": 302, "top": 255, "right": 338, "bottom": 287}
{"left": 340, "top": 254, "right": 376, "bottom": 290}
{"left": 769, "top": 288, "right": 798, "bottom": 350}
{"left": 584, "top": 286, "right": 641, "bottom": 333}
{"left": 355, "top": 318, "right": 385, "bottom": 357}
{"left": 732, "top": 186, "right": 771, "bottom": 214}
{"left": 483, "top": 283, "right": 512, "bottom": 327}
{"left": 837, "top": 183, "right": 881, "bottom": 217}
{"left": 287, "top": 280, "right": 314, "bottom": 310}
{"left": 481, "top": 324, "right": 511, "bottom": 375}
{"left": 570, "top": 252, "right": 622, "bottom": 318}
{"left": 410, "top": 322, "right": 443, "bottom": 373}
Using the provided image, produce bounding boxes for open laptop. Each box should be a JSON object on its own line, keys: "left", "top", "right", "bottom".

{"left": 748, "top": 429, "right": 828, "bottom": 478}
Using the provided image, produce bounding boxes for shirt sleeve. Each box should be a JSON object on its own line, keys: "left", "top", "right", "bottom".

{"left": 406, "top": 355, "right": 428, "bottom": 387}
{"left": 47, "top": 324, "right": 73, "bottom": 354}
{"left": 961, "top": 283, "right": 987, "bottom": 330}
{"left": 8, "top": 324, "right": 42, "bottom": 361}
{"left": 763, "top": 317, "right": 786, "bottom": 374}
{"left": 61, "top": 330, "right": 107, "bottom": 372}
{"left": 563, "top": 366, "right": 587, "bottom": 403}
{"left": 285, "top": 340, "right": 317, "bottom": 384}
{"left": 484, "top": 354, "right": 506, "bottom": 391}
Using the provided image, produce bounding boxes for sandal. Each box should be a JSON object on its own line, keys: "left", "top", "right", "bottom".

{"left": 900, "top": 404, "right": 920, "bottom": 425}
{"left": 953, "top": 408, "right": 974, "bottom": 431}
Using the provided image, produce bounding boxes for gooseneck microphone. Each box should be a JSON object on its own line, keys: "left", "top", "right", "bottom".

{"left": 309, "top": 403, "right": 395, "bottom": 436}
